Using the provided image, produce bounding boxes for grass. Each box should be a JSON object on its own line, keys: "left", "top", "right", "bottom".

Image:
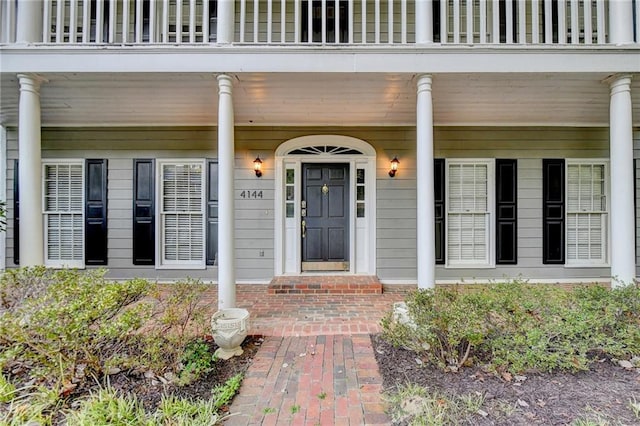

{"left": 387, "top": 383, "right": 485, "bottom": 425}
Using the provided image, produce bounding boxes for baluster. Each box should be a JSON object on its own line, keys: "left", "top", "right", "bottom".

{"left": 267, "top": 0, "right": 272, "bottom": 43}
{"left": 505, "top": 0, "right": 513, "bottom": 43}
{"left": 294, "top": 0, "right": 299, "bottom": 42}
{"left": 69, "top": 0, "right": 77, "bottom": 42}
{"left": 557, "top": 0, "right": 566, "bottom": 43}
{"left": 135, "top": 0, "right": 142, "bottom": 42}
{"left": 440, "top": 0, "right": 448, "bottom": 43}
{"left": 175, "top": 0, "right": 181, "bottom": 43}
{"left": 466, "top": 0, "right": 473, "bottom": 44}
{"left": 281, "top": 0, "right": 286, "bottom": 42}
{"left": 583, "top": 0, "right": 592, "bottom": 44}
{"left": 453, "top": 0, "right": 460, "bottom": 44}
{"left": 570, "top": 0, "right": 579, "bottom": 43}
{"left": 387, "top": 0, "right": 392, "bottom": 43}
{"left": 239, "top": 0, "right": 245, "bottom": 42}
{"left": 189, "top": 0, "right": 196, "bottom": 43}
{"left": 253, "top": 0, "right": 258, "bottom": 43}
{"left": 492, "top": 0, "right": 499, "bottom": 43}
{"left": 95, "top": 0, "right": 103, "bottom": 42}
{"left": 55, "top": 0, "right": 64, "bottom": 42}
{"left": 479, "top": 0, "right": 487, "bottom": 43}
{"left": 544, "top": 0, "right": 552, "bottom": 43}
{"left": 308, "top": 0, "right": 313, "bottom": 43}
{"left": 401, "top": 0, "right": 406, "bottom": 43}
{"left": 374, "top": 0, "right": 380, "bottom": 43}
{"left": 43, "top": 0, "right": 51, "bottom": 42}
{"left": 162, "top": 0, "right": 168, "bottom": 42}
{"left": 82, "top": 0, "right": 90, "bottom": 42}
{"left": 203, "top": 0, "right": 209, "bottom": 42}
{"left": 322, "top": 0, "right": 326, "bottom": 43}
{"left": 108, "top": 0, "right": 116, "bottom": 42}
{"left": 123, "top": 0, "right": 130, "bottom": 43}
{"left": 362, "top": 0, "right": 366, "bottom": 43}
{"left": 595, "top": 0, "right": 604, "bottom": 44}
{"left": 349, "top": 0, "right": 354, "bottom": 43}
{"left": 531, "top": 0, "right": 539, "bottom": 43}
{"left": 336, "top": 0, "right": 341, "bottom": 43}
{"left": 518, "top": 0, "right": 526, "bottom": 43}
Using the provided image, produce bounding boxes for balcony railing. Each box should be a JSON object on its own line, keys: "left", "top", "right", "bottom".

{"left": 1, "top": 0, "right": 639, "bottom": 46}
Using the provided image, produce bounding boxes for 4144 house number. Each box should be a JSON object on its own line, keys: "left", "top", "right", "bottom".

{"left": 239, "top": 190, "right": 263, "bottom": 199}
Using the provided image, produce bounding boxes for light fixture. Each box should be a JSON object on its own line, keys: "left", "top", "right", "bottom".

{"left": 389, "top": 157, "right": 400, "bottom": 177}
{"left": 253, "top": 156, "right": 263, "bottom": 177}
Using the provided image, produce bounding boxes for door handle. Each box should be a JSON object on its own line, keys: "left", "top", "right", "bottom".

{"left": 301, "top": 220, "right": 306, "bottom": 239}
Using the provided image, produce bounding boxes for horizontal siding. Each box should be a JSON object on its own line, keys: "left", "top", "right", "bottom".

{"left": 5, "top": 125, "right": 636, "bottom": 284}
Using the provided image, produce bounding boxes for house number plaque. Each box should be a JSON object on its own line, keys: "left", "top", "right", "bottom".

{"left": 239, "top": 190, "right": 263, "bottom": 199}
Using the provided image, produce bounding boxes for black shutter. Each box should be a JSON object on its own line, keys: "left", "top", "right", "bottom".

{"left": 543, "top": 159, "right": 565, "bottom": 264}
{"left": 206, "top": 160, "right": 219, "bottom": 266}
{"left": 85, "top": 159, "right": 108, "bottom": 265}
{"left": 496, "top": 159, "right": 517, "bottom": 264}
{"left": 434, "top": 158, "right": 445, "bottom": 264}
{"left": 13, "top": 160, "right": 19, "bottom": 265}
{"left": 133, "top": 159, "right": 155, "bottom": 265}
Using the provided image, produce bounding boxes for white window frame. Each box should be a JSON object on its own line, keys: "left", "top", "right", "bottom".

{"left": 565, "top": 159, "right": 609, "bottom": 267}
{"left": 42, "top": 159, "right": 85, "bottom": 269}
{"left": 155, "top": 159, "right": 206, "bottom": 270}
{"left": 445, "top": 159, "right": 495, "bottom": 268}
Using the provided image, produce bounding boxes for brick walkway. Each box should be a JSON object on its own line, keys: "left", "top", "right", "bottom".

{"left": 209, "top": 284, "right": 413, "bottom": 425}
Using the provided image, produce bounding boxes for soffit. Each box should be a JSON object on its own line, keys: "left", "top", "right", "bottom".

{"left": 0, "top": 72, "right": 637, "bottom": 127}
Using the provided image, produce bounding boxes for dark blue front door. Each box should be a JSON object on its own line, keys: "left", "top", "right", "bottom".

{"left": 301, "top": 163, "right": 349, "bottom": 271}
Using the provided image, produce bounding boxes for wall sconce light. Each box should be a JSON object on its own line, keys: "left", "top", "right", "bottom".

{"left": 253, "top": 156, "right": 263, "bottom": 177}
{"left": 389, "top": 157, "right": 400, "bottom": 177}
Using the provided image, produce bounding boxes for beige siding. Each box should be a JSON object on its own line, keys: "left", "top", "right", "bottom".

{"left": 5, "top": 125, "right": 635, "bottom": 283}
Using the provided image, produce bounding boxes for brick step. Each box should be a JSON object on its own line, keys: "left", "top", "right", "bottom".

{"left": 268, "top": 275, "right": 383, "bottom": 294}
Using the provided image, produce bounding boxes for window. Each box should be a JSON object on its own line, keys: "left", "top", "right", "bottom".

{"left": 301, "top": 0, "right": 349, "bottom": 43}
{"left": 43, "top": 161, "right": 84, "bottom": 268}
{"left": 566, "top": 162, "right": 608, "bottom": 265}
{"left": 158, "top": 161, "right": 205, "bottom": 268}
{"left": 446, "top": 160, "right": 493, "bottom": 266}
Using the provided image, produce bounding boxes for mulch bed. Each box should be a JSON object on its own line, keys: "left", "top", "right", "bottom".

{"left": 372, "top": 334, "right": 640, "bottom": 425}
{"left": 104, "top": 336, "right": 261, "bottom": 412}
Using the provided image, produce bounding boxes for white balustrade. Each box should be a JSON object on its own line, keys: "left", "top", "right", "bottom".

{"left": 34, "top": 0, "right": 216, "bottom": 44}
{"left": 1, "top": 1, "right": 631, "bottom": 46}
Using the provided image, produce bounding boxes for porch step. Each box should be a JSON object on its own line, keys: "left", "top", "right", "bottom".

{"left": 268, "top": 275, "right": 383, "bottom": 294}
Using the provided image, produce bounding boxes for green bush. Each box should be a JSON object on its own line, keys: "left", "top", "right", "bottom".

{"left": 0, "top": 268, "right": 152, "bottom": 386}
{"left": 0, "top": 268, "right": 242, "bottom": 425}
{"left": 381, "top": 281, "right": 640, "bottom": 373}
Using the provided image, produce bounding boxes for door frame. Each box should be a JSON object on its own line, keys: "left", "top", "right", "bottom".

{"left": 274, "top": 135, "right": 376, "bottom": 276}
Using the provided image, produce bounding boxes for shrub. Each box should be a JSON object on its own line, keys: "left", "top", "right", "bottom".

{"left": 0, "top": 268, "right": 153, "bottom": 386}
{"left": 382, "top": 281, "right": 640, "bottom": 373}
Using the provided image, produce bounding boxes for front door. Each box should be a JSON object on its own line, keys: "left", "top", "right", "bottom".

{"left": 301, "top": 163, "right": 349, "bottom": 271}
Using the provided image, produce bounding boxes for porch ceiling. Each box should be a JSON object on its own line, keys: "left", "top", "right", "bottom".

{"left": 1, "top": 72, "right": 638, "bottom": 128}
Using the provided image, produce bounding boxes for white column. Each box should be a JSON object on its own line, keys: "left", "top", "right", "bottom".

{"left": 16, "top": 0, "right": 43, "bottom": 43}
{"left": 608, "top": 0, "right": 633, "bottom": 44}
{"left": 216, "top": 0, "right": 235, "bottom": 44}
{"left": 415, "top": 0, "right": 433, "bottom": 44}
{"left": 609, "top": 75, "right": 635, "bottom": 286}
{"left": 217, "top": 74, "right": 236, "bottom": 309}
{"left": 17, "top": 74, "right": 45, "bottom": 267}
{"left": 416, "top": 74, "right": 435, "bottom": 288}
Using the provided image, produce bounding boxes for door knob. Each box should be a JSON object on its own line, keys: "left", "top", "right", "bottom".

{"left": 301, "top": 220, "right": 306, "bottom": 239}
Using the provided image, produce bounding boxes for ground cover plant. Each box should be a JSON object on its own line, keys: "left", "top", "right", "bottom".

{"left": 378, "top": 281, "right": 640, "bottom": 424}
{"left": 0, "top": 267, "right": 256, "bottom": 425}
